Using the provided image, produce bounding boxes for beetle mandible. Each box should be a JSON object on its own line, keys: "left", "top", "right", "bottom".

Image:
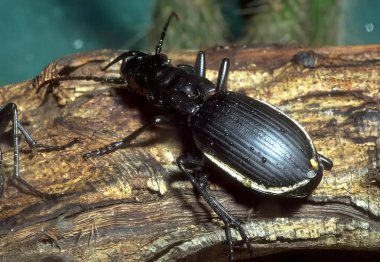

{"left": 71, "top": 12, "right": 334, "bottom": 261}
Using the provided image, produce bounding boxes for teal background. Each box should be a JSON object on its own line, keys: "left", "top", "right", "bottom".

{"left": 0, "top": 0, "right": 154, "bottom": 86}
{"left": 0, "top": 0, "right": 379, "bottom": 86}
{"left": 338, "top": 0, "right": 380, "bottom": 45}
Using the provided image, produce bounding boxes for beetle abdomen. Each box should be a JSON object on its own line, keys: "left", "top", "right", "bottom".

{"left": 191, "top": 91, "right": 323, "bottom": 197}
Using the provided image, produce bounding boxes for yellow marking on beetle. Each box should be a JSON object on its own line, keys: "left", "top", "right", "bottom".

{"left": 310, "top": 158, "right": 318, "bottom": 170}
{"left": 204, "top": 152, "right": 311, "bottom": 195}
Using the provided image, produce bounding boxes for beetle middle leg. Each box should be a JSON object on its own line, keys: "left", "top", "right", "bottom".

{"left": 177, "top": 154, "right": 251, "bottom": 262}
{"left": 0, "top": 103, "right": 79, "bottom": 198}
{"left": 83, "top": 115, "right": 174, "bottom": 159}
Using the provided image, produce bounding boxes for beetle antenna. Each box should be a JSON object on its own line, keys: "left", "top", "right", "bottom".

{"left": 155, "top": 12, "right": 179, "bottom": 54}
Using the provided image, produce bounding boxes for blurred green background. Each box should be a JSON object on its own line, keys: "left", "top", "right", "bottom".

{"left": 0, "top": 0, "right": 380, "bottom": 86}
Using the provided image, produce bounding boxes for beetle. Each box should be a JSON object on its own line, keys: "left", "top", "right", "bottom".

{"left": 67, "top": 12, "right": 333, "bottom": 261}
{"left": 0, "top": 103, "right": 79, "bottom": 198}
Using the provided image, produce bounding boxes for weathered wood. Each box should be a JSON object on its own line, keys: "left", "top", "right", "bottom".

{"left": 0, "top": 45, "right": 380, "bottom": 261}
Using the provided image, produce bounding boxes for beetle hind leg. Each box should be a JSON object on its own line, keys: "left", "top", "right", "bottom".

{"left": 318, "top": 153, "right": 333, "bottom": 170}
{"left": 0, "top": 148, "right": 4, "bottom": 197}
{"left": 177, "top": 154, "right": 252, "bottom": 261}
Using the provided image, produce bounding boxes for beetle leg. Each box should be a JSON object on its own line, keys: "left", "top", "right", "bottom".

{"left": 1, "top": 103, "right": 47, "bottom": 198}
{"left": 0, "top": 103, "right": 79, "bottom": 198}
{"left": 177, "top": 154, "right": 251, "bottom": 261}
{"left": 83, "top": 115, "right": 173, "bottom": 159}
{"left": 224, "top": 223, "right": 235, "bottom": 261}
{"left": 318, "top": 153, "right": 333, "bottom": 170}
{"left": 0, "top": 148, "right": 4, "bottom": 197}
{"left": 16, "top": 123, "right": 80, "bottom": 152}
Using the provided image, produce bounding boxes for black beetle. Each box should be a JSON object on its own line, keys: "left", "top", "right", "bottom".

{"left": 0, "top": 103, "right": 79, "bottom": 198}
{"left": 69, "top": 12, "right": 333, "bottom": 261}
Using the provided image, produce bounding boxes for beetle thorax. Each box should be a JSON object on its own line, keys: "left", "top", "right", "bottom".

{"left": 158, "top": 69, "right": 216, "bottom": 115}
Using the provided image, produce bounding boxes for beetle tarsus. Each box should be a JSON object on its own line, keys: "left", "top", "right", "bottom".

{"left": 32, "top": 137, "right": 80, "bottom": 152}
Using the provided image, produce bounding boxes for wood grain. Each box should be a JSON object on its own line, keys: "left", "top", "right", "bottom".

{"left": 0, "top": 45, "right": 379, "bottom": 261}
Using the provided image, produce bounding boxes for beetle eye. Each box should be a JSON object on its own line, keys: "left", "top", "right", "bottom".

{"left": 310, "top": 158, "right": 318, "bottom": 170}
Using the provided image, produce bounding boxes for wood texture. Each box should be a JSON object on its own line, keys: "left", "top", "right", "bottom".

{"left": 0, "top": 45, "right": 380, "bottom": 261}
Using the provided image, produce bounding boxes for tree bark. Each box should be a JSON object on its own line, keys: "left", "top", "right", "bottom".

{"left": 0, "top": 45, "right": 379, "bottom": 261}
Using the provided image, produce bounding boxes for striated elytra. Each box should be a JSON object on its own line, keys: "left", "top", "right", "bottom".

{"left": 192, "top": 91, "right": 333, "bottom": 198}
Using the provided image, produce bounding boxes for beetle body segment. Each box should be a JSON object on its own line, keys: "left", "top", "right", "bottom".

{"left": 192, "top": 91, "right": 323, "bottom": 198}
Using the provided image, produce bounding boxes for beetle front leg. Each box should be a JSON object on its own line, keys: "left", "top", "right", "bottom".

{"left": 16, "top": 123, "right": 80, "bottom": 153}
{"left": 177, "top": 154, "right": 251, "bottom": 262}
{"left": 0, "top": 103, "right": 79, "bottom": 198}
{"left": 1, "top": 103, "right": 48, "bottom": 198}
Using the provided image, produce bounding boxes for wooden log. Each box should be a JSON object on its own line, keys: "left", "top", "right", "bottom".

{"left": 0, "top": 45, "right": 379, "bottom": 261}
